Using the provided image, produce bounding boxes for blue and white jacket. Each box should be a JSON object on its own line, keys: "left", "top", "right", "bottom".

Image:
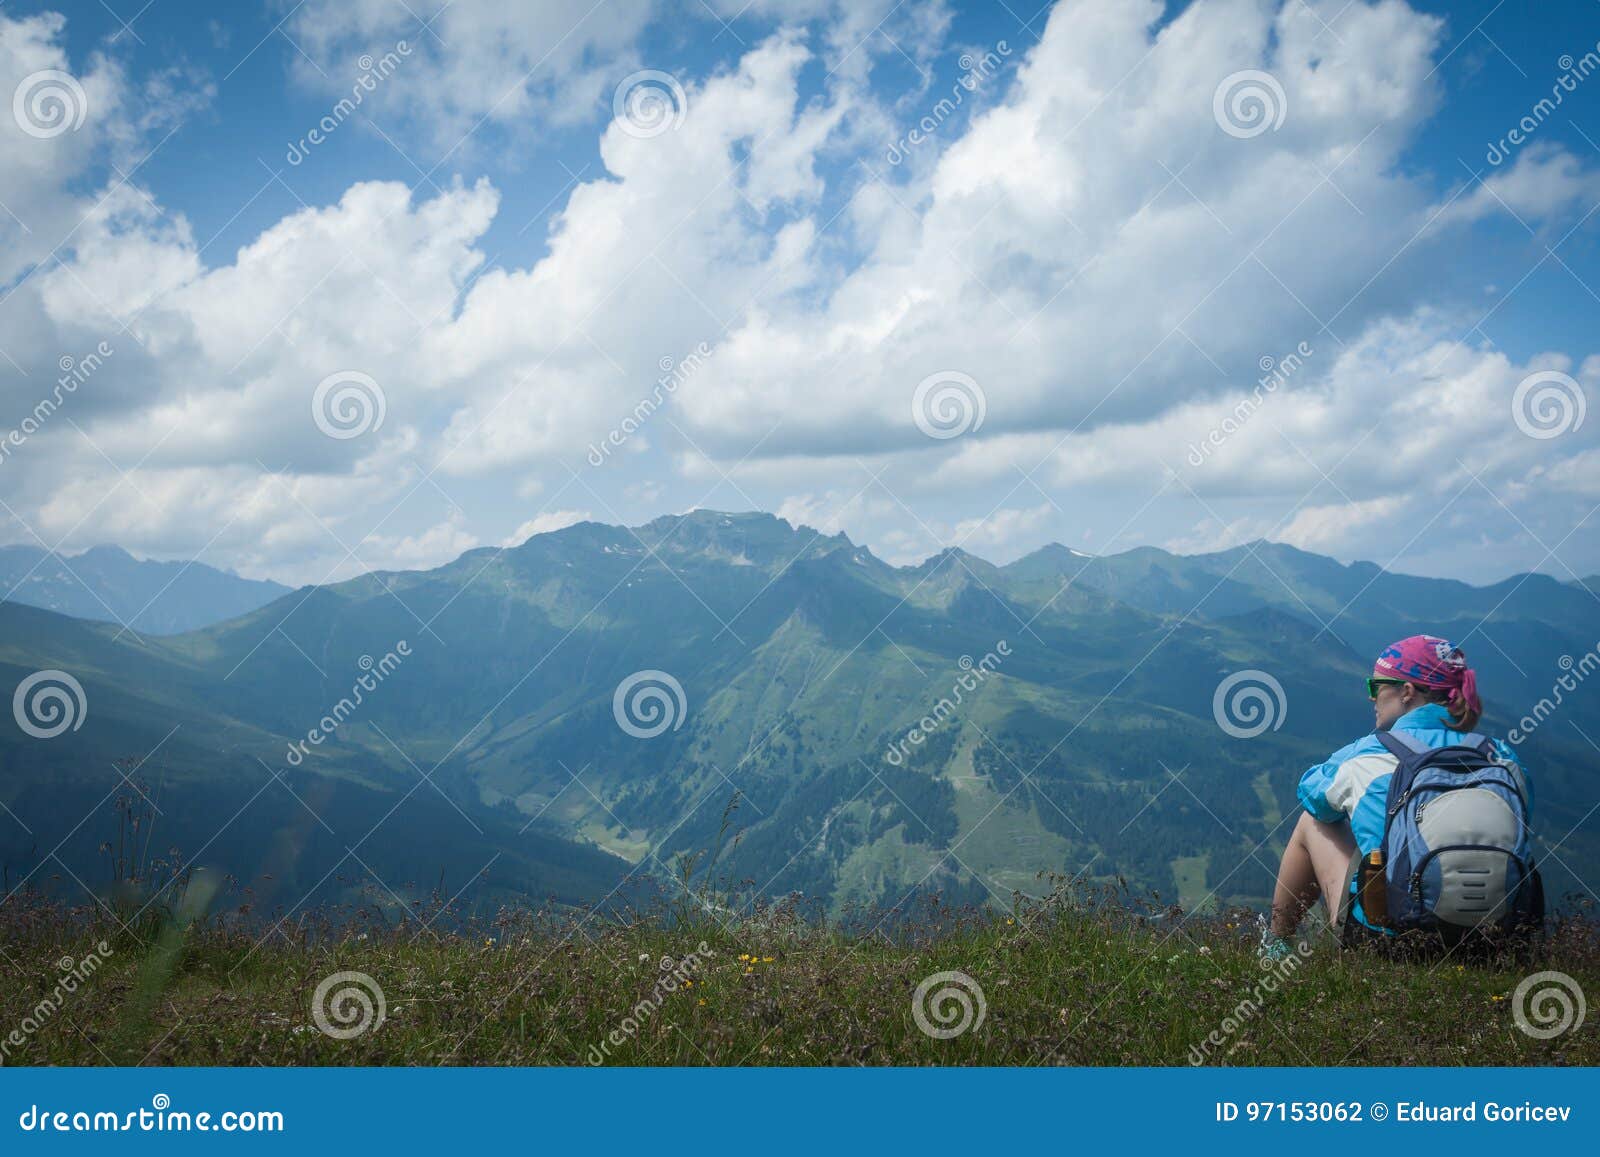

{"left": 1296, "top": 703, "right": 1533, "bottom": 931}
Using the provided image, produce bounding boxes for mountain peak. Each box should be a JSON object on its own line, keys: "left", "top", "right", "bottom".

{"left": 682, "top": 508, "right": 855, "bottom": 544}
{"left": 1010, "top": 542, "right": 1096, "bottom": 566}
{"left": 78, "top": 544, "right": 137, "bottom": 563}
{"left": 622, "top": 509, "right": 853, "bottom": 569}
{"left": 910, "top": 545, "right": 977, "bottom": 572}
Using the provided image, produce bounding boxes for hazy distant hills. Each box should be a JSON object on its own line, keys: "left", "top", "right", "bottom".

{"left": 2, "top": 511, "right": 1596, "bottom": 918}
{"left": 0, "top": 544, "right": 290, "bottom": 634}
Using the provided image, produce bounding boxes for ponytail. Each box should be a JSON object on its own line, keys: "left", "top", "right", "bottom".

{"left": 1422, "top": 682, "right": 1479, "bottom": 733}
{"left": 1448, "top": 665, "right": 1481, "bottom": 732}
{"left": 1447, "top": 699, "right": 1481, "bottom": 733}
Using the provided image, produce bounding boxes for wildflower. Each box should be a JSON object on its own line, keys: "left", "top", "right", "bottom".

{"left": 1198, "top": 946, "right": 1211, "bottom": 955}
{"left": 684, "top": 979, "right": 694, "bottom": 988}
{"left": 697, "top": 999, "right": 706, "bottom": 1006}
{"left": 639, "top": 952, "right": 650, "bottom": 962}
{"left": 761, "top": 956, "right": 774, "bottom": 963}
{"left": 1006, "top": 918, "right": 1015, "bottom": 925}
{"left": 738, "top": 954, "right": 750, "bottom": 962}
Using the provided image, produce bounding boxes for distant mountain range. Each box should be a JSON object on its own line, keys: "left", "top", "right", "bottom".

{"left": 0, "top": 545, "right": 290, "bottom": 634}
{"left": 2, "top": 511, "right": 1596, "bottom": 919}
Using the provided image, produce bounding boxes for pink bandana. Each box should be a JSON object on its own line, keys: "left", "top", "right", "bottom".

{"left": 1373, "top": 635, "right": 1481, "bottom": 721}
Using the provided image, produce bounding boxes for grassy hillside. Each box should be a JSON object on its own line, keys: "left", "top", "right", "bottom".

{"left": 3, "top": 882, "right": 1595, "bottom": 1067}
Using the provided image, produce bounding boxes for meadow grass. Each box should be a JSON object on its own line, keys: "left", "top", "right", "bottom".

{"left": 1, "top": 878, "right": 1596, "bottom": 1067}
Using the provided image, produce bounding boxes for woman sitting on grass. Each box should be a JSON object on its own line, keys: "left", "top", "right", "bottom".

{"left": 1261, "top": 635, "right": 1533, "bottom": 959}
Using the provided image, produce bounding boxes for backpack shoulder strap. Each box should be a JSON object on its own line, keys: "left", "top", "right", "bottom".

{"left": 1377, "top": 729, "right": 1428, "bottom": 757}
{"left": 1375, "top": 730, "right": 1426, "bottom": 822}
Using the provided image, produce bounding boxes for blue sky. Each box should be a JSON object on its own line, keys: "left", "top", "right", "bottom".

{"left": 2, "top": 0, "right": 1598, "bottom": 587}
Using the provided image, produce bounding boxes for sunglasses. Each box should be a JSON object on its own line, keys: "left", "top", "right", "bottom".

{"left": 1367, "top": 676, "right": 1407, "bottom": 700}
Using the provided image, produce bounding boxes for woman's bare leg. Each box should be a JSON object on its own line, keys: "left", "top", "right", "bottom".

{"left": 1270, "top": 812, "right": 1359, "bottom": 938}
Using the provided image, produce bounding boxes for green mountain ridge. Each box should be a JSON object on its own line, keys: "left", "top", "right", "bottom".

{"left": 3, "top": 510, "right": 1597, "bottom": 919}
